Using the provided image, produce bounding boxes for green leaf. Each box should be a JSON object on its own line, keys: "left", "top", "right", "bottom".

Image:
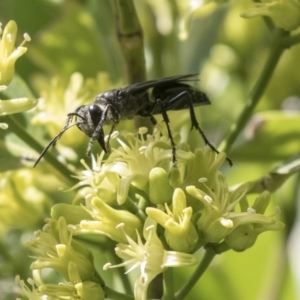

{"left": 231, "top": 111, "right": 300, "bottom": 161}
{"left": 0, "top": 139, "right": 23, "bottom": 171}
{"left": 27, "top": 3, "right": 111, "bottom": 78}
{"left": 3, "top": 74, "right": 35, "bottom": 99}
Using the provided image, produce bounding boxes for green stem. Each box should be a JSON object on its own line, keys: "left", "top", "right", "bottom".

{"left": 219, "top": 29, "right": 289, "bottom": 154}
{"left": 162, "top": 268, "right": 174, "bottom": 300}
{"left": 6, "top": 115, "right": 77, "bottom": 185}
{"left": 105, "top": 286, "right": 134, "bottom": 300}
{"left": 111, "top": 0, "right": 146, "bottom": 84}
{"left": 111, "top": 0, "right": 152, "bottom": 131}
{"left": 281, "top": 32, "right": 300, "bottom": 48}
{"left": 175, "top": 248, "right": 216, "bottom": 300}
{"left": 121, "top": 194, "right": 147, "bottom": 222}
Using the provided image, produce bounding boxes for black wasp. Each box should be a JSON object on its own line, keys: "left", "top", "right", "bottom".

{"left": 34, "top": 74, "right": 231, "bottom": 166}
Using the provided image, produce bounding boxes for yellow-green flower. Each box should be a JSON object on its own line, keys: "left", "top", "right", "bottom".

{"left": 104, "top": 220, "right": 198, "bottom": 300}
{"left": 0, "top": 169, "right": 48, "bottom": 233}
{"left": 17, "top": 263, "right": 104, "bottom": 300}
{"left": 71, "top": 195, "right": 143, "bottom": 243}
{"left": 25, "top": 217, "right": 95, "bottom": 282}
{"left": 186, "top": 175, "right": 284, "bottom": 249}
{"left": 0, "top": 21, "right": 37, "bottom": 119}
{"left": 146, "top": 188, "right": 198, "bottom": 252}
{"left": 225, "top": 191, "right": 285, "bottom": 251}
{"left": 71, "top": 152, "right": 123, "bottom": 205}
{"left": 18, "top": 217, "right": 104, "bottom": 299}
{"left": 0, "top": 20, "right": 30, "bottom": 86}
{"left": 241, "top": 0, "right": 300, "bottom": 31}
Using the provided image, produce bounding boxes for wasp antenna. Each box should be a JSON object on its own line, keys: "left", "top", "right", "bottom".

{"left": 33, "top": 122, "right": 83, "bottom": 167}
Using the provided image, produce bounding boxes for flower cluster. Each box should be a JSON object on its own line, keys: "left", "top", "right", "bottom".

{"left": 18, "top": 217, "right": 104, "bottom": 300}
{"left": 18, "top": 129, "right": 284, "bottom": 299}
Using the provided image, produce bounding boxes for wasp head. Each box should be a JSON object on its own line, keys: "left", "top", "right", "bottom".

{"left": 73, "top": 103, "right": 107, "bottom": 153}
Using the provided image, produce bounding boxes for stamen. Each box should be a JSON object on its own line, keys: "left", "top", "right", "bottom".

{"left": 139, "top": 146, "right": 147, "bottom": 154}
{"left": 198, "top": 177, "right": 208, "bottom": 183}
{"left": 138, "top": 127, "right": 148, "bottom": 135}
{"left": 247, "top": 207, "right": 256, "bottom": 214}
{"left": 27, "top": 278, "right": 35, "bottom": 285}
{"left": 103, "top": 262, "right": 112, "bottom": 270}
{"left": 220, "top": 218, "right": 233, "bottom": 228}
{"left": 145, "top": 224, "right": 155, "bottom": 231}
{"left": 110, "top": 130, "right": 119, "bottom": 139}
{"left": 204, "top": 195, "right": 213, "bottom": 203}
{"left": 116, "top": 223, "right": 125, "bottom": 229}
{"left": 0, "top": 123, "right": 8, "bottom": 130}
{"left": 23, "top": 33, "right": 31, "bottom": 42}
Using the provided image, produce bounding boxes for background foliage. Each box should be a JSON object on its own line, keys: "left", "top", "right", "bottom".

{"left": 0, "top": 0, "right": 300, "bottom": 299}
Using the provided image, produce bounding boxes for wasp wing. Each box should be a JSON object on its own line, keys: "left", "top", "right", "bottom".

{"left": 120, "top": 74, "right": 200, "bottom": 95}
{"left": 119, "top": 74, "right": 210, "bottom": 113}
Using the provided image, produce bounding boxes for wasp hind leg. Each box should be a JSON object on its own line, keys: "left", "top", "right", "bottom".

{"left": 151, "top": 99, "right": 177, "bottom": 163}
{"left": 182, "top": 91, "right": 233, "bottom": 166}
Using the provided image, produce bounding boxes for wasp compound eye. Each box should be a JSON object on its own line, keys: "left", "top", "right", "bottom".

{"left": 89, "top": 104, "right": 102, "bottom": 126}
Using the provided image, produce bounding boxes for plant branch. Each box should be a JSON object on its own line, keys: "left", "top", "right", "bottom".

{"left": 111, "top": 0, "right": 152, "bottom": 131}
{"left": 111, "top": 0, "right": 146, "bottom": 84}
{"left": 6, "top": 115, "right": 77, "bottom": 185}
{"left": 175, "top": 247, "right": 216, "bottom": 300}
{"left": 162, "top": 268, "right": 174, "bottom": 300}
{"left": 219, "top": 29, "right": 289, "bottom": 154}
{"left": 281, "top": 32, "right": 300, "bottom": 48}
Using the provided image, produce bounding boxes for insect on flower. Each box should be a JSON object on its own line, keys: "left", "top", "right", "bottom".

{"left": 34, "top": 74, "right": 232, "bottom": 166}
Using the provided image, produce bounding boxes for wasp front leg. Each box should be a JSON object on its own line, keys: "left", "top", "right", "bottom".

{"left": 86, "top": 104, "right": 120, "bottom": 156}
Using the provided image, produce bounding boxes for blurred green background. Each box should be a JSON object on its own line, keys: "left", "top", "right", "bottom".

{"left": 0, "top": 0, "right": 300, "bottom": 299}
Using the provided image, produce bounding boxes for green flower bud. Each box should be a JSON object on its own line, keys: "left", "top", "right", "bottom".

{"left": 0, "top": 98, "right": 37, "bottom": 116}
{"left": 75, "top": 281, "right": 105, "bottom": 300}
{"left": 69, "top": 261, "right": 105, "bottom": 299}
{"left": 149, "top": 167, "right": 173, "bottom": 205}
{"left": 225, "top": 224, "right": 257, "bottom": 251}
{"left": 225, "top": 211, "right": 285, "bottom": 251}
{"left": 169, "top": 166, "right": 182, "bottom": 188}
{"left": 204, "top": 217, "right": 234, "bottom": 243}
{"left": 252, "top": 190, "right": 271, "bottom": 214}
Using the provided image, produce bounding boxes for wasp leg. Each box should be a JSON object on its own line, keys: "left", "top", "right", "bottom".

{"left": 86, "top": 104, "right": 119, "bottom": 156}
{"left": 155, "top": 99, "right": 177, "bottom": 163}
{"left": 173, "top": 90, "right": 232, "bottom": 166}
